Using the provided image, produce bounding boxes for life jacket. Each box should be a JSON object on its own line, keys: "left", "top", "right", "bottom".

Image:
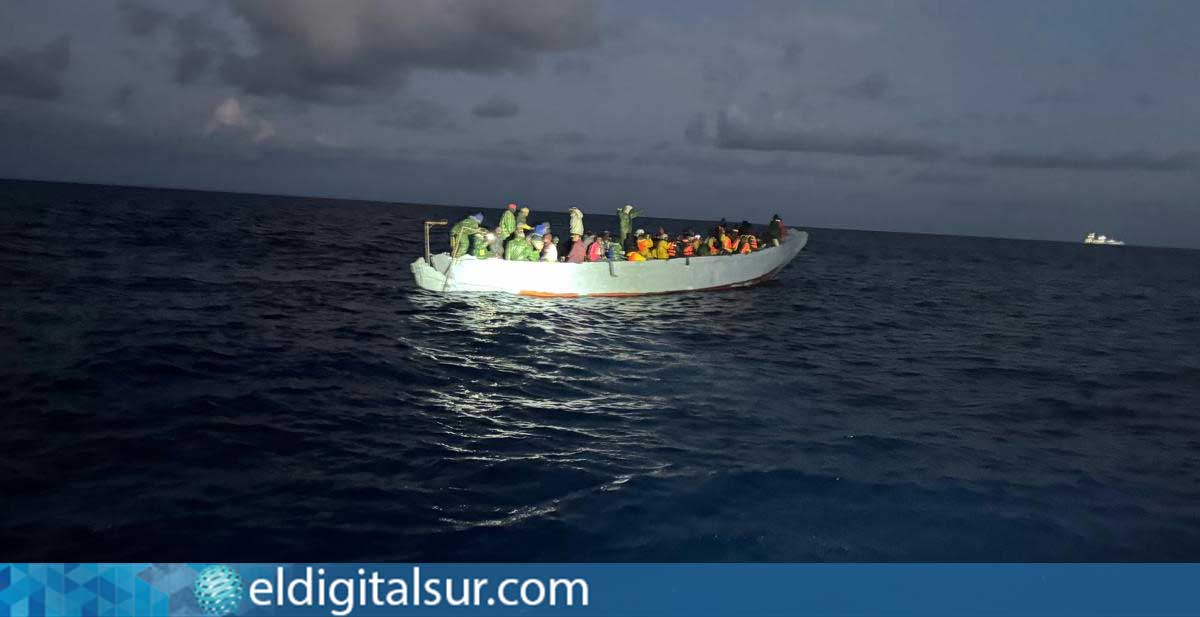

{"left": 637, "top": 237, "right": 653, "bottom": 258}
{"left": 720, "top": 234, "right": 734, "bottom": 253}
{"left": 626, "top": 251, "right": 645, "bottom": 262}
{"left": 738, "top": 239, "right": 753, "bottom": 254}
{"left": 667, "top": 242, "right": 679, "bottom": 258}
{"left": 653, "top": 239, "right": 671, "bottom": 260}
{"left": 682, "top": 243, "right": 695, "bottom": 257}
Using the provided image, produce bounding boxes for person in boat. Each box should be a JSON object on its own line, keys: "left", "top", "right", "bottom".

{"left": 488, "top": 225, "right": 506, "bottom": 258}
{"left": 541, "top": 233, "right": 558, "bottom": 262}
{"left": 515, "top": 206, "right": 532, "bottom": 233}
{"left": 498, "top": 203, "right": 518, "bottom": 239}
{"left": 470, "top": 228, "right": 492, "bottom": 259}
{"left": 622, "top": 228, "right": 640, "bottom": 257}
{"left": 584, "top": 233, "right": 604, "bottom": 262}
{"left": 652, "top": 233, "right": 672, "bottom": 260}
{"left": 449, "top": 213, "right": 485, "bottom": 258}
{"left": 737, "top": 230, "right": 758, "bottom": 254}
{"left": 569, "top": 207, "right": 584, "bottom": 238}
{"left": 617, "top": 204, "right": 643, "bottom": 246}
{"left": 765, "top": 214, "right": 785, "bottom": 246}
{"left": 566, "top": 233, "right": 587, "bottom": 263}
{"left": 636, "top": 231, "right": 654, "bottom": 260}
{"left": 504, "top": 230, "right": 538, "bottom": 261}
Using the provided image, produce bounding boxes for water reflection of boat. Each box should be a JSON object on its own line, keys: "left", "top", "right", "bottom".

{"left": 412, "top": 229, "right": 809, "bottom": 297}
{"left": 1084, "top": 232, "right": 1124, "bottom": 246}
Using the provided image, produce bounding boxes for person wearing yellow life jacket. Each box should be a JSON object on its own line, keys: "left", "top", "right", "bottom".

{"left": 720, "top": 230, "right": 735, "bottom": 254}
{"left": 636, "top": 233, "right": 654, "bottom": 260}
{"left": 651, "top": 233, "right": 671, "bottom": 260}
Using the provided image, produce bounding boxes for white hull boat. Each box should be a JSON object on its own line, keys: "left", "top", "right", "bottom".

{"left": 411, "top": 229, "right": 809, "bottom": 297}
{"left": 1084, "top": 232, "right": 1124, "bottom": 246}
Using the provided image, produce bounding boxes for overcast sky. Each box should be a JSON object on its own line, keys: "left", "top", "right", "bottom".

{"left": 2, "top": 1, "right": 1198, "bottom": 246}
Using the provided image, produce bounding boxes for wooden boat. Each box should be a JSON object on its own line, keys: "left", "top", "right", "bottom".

{"left": 410, "top": 223, "right": 808, "bottom": 297}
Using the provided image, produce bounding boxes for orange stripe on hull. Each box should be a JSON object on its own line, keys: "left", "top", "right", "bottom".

{"left": 518, "top": 267, "right": 783, "bottom": 298}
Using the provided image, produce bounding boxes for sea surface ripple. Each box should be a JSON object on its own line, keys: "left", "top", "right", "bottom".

{"left": 2, "top": 179, "right": 1199, "bottom": 561}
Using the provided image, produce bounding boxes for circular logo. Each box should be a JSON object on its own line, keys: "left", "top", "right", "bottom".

{"left": 193, "top": 564, "right": 244, "bottom": 616}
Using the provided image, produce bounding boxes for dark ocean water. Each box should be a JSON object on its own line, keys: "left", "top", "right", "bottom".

{"left": 2, "top": 179, "right": 1199, "bottom": 562}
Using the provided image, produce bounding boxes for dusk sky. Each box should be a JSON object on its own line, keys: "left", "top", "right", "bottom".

{"left": 2, "top": 1, "right": 1199, "bottom": 247}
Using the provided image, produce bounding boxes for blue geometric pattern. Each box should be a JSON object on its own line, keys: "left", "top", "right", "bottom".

{"left": 0, "top": 564, "right": 207, "bottom": 617}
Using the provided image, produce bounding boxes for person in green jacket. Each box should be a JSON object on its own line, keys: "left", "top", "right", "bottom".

{"left": 449, "top": 213, "right": 484, "bottom": 257}
{"left": 498, "top": 203, "right": 518, "bottom": 239}
{"left": 504, "top": 231, "right": 539, "bottom": 261}
{"left": 515, "top": 206, "right": 532, "bottom": 233}
{"left": 617, "top": 204, "right": 643, "bottom": 246}
{"left": 470, "top": 229, "right": 491, "bottom": 259}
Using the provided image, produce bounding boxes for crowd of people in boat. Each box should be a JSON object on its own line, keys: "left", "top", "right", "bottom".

{"left": 448, "top": 204, "right": 788, "bottom": 263}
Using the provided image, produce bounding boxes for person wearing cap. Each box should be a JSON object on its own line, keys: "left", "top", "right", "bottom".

{"left": 568, "top": 207, "right": 584, "bottom": 237}
{"left": 617, "top": 204, "right": 643, "bottom": 246}
{"left": 636, "top": 231, "right": 654, "bottom": 260}
{"left": 498, "top": 203, "right": 518, "bottom": 239}
{"left": 449, "top": 212, "right": 485, "bottom": 257}
{"left": 622, "top": 228, "right": 640, "bottom": 256}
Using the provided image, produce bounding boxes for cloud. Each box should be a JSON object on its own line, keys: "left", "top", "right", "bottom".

{"left": 222, "top": 0, "right": 600, "bottom": 102}
{"left": 111, "top": 84, "right": 136, "bottom": 111}
{"left": 908, "top": 169, "right": 988, "bottom": 185}
{"left": 684, "top": 113, "right": 708, "bottom": 146}
{"left": 566, "top": 152, "right": 617, "bottom": 164}
{"left": 205, "top": 98, "right": 276, "bottom": 143}
{"left": 471, "top": 95, "right": 520, "bottom": 119}
{"left": 171, "top": 12, "right": 230, "bottom": 85}
{"left": 966, "top": 149, "right": 1198, "bottom": 172}
{"left": 715, "top": 109, "right": 949, "bottom": 160}
{"left": 838, "top": 70, "right": 890, "bottom": 102}
{"left": 1025, "top": 87, "right": 1083, "bottom": 105}
{"left": 780, "top": 41, "right": 804, "bottom": 68}
{"left": 117, "top": 1, "right": 170, "bottom": 37}
{"left": 0, "top": 36, "right": 71, "bottom": 101}
{"left": 383, "top": 99, "right": 457, "bottom": 131}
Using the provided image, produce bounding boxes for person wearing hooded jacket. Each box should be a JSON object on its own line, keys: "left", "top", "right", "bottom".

{"left": 766, "top": 214, "right": 786, "bottom": 246}
{"left": 504, "top": 231, "right": 538, "bottom": 261}
{"left": 449, "top": 213, "right": 484, "bottom": 257}
{"left": 498, "top": 203, "right": 518, "bottom": 239}
{"left": 617, "top": 204, "right": 643, "bottom": 246}
{"left": 568, "top": 207, "right": 584, "bottom": 237}
{"left": 515, "top": 206, "right": 532, "bottom": 233}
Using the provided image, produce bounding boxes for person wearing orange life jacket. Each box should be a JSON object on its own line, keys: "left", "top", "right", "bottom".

{"left": 719, "top": 230, "right": 735, "bottom": 254}
{"left": 636, "top": 231, "right": 654, "bottom": 259}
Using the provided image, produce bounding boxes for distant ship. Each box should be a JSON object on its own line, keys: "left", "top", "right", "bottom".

{"left": 1084, "top": 232, "right": 1124, "bottom": 246}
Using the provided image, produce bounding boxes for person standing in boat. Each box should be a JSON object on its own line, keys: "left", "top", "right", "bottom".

{"left": 515, "top": 206, "right": 532, "bottom": 233}
{"left": 498, "top": 203, "right": 518, "bottom": 239}
{"left": 449, "top": 213, "right": 485, "bottom": 258}
{"left": 617, "top": 204, "right": 643, "bottom": 246}
{"left": 765, "top": 214, "right": 785, "bottom": 246}
{"left": 569, "top": 207, "right": 584, "bottom": 237}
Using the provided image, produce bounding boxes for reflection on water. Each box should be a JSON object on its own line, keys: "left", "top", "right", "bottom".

{"left": 3, "top": 180, "right": 1200, "bottom": 560}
